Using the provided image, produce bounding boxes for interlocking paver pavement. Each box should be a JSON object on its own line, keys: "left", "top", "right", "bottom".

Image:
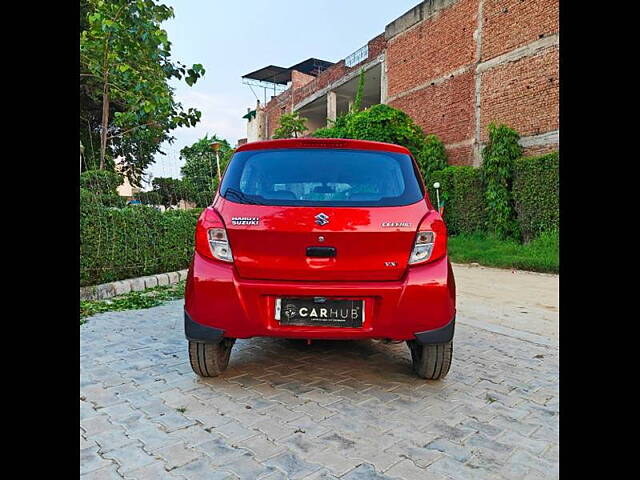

{"left": 81, "top": 300, "right": 559, "bottom": 479}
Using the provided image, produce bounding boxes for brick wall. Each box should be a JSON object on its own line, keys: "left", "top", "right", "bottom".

{"left": 385, "top": 0, "right": 558, "bottom": 165}
{"left": 293, "top": 61, "right": 348, "bottom": 106}
{"left": 291, "top": 70, "right": 315, "bottom": 89}
{"left": 367, "top": 33, "right": 387, "bottom": 59}
{"left": 390, "top": 70, "right": 475, "bottom": 145}
{"left": 386, "top": 0, "right": 477, "bottom": 98}
{"left": 265, "top": 91, "right": 290, "bottom": 139}
{"left": 480, "top": 46, "right": 559, "bottom": 141}
{"left": 481, "top": 0, "right": 559, "bottom": 61}
{"left": 263, "top": 72, "right": 316, "bottom": 139}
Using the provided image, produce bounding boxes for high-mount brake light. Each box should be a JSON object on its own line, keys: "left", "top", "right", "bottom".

{"left": 195, "top": 208, "right": 234, "bottom": 263}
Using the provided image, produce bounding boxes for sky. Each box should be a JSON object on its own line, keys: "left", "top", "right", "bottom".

{"left": 147, "top": 0, "right": 419, "bottom": 183}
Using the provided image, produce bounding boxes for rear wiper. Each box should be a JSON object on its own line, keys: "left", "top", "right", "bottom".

{"left": 224, "top": 187, "right": 264, "bottom": 205}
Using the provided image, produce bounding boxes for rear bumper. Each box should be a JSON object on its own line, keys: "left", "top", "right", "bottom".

{"left": 184, "top": 310, "right": 224, "bottom": 344}
{"left": 184, "top": 252, "right": 456, "bottom": 342}
{"left": 414, "top": 315, "right": 455, "bottom": 344}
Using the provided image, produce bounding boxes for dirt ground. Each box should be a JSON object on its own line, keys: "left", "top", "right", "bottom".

{"left": 452, "top": 263, "right": 559, "bottom": 341}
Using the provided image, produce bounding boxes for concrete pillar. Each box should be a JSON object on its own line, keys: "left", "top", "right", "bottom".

{"left": 380, "top": 55, "right": 388, "bottom": 104}
{"left": 327, "top": 91, "right": 337, "bottom": 124}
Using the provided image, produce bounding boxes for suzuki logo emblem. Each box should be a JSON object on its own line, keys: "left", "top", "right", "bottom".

{"left": 315, "top": 213, "right": 329, "bottom": 226}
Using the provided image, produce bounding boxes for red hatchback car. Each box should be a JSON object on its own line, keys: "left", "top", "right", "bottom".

{"left": 184, "top": 138, "right": 455, "bottom": 379}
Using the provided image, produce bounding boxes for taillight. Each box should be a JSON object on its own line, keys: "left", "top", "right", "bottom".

{"left": 195, "top": 208, "right": 234, "bottom": 263}
{"left": 409, "top": 212, "right": 447, "bottom": 265}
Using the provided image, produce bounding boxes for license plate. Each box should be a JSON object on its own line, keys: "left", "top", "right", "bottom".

{"left": 275, "top": 298, "right": 364, "bottom": 328}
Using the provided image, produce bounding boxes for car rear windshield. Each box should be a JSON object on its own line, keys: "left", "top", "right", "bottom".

{"left": 219, "top": 148, "right": 424, "bottom": 207}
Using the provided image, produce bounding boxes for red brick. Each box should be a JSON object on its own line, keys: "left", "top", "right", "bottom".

{"left": 482, "top": 0, "right": 559, "bottom": 61}
{"left": 389, "top": 70, "right": 475, "bottom": 145}
{"left": 480, "top": 46, "right": 558, "bottom": 141}
{"left": 291, "top": 70, "right": 315, "bottom": 89}
{"left": 386, "top": 0, "right": 478, "bottom": 98}
{"left": 264, "top": 92, "right": 291, "bottom": 139}
{"left": 446, "top": 143, "right": 474, "bottom": 166}
{"left": 367, "top": 33, "right": 386, "bottom": 59}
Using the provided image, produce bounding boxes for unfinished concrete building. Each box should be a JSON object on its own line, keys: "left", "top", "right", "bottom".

{"left": 241, "top": 0, "right": 559, "bottom": 166}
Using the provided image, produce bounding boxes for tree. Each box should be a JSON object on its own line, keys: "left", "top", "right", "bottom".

{"left": 418, "top": 134, "right": 448, "bottom": 181}
{"left": 313, "top": 104, "right": 451, "bottom": 181}
{"left": 136, "top": 189, "right": 163, "bottom": 206}
{"left": 180, "top": 135, "right": 233, "bottom": 207}
{"left": 80, "top": 0, "right": 205, "bottom": 179}
{"left": 136, "top": 177, "right": 193, "bottom": 208}
{"left": 150, "top": 177, "right": 186, "bottom": 208}
{"left": 314, "top": 104, "right": 427, "bottom": 157}
{"left": 481, "top": 123, "right": 522, "bottom": 240}
{"left": 273, "top": 112, "right": 308, "bottom": 139}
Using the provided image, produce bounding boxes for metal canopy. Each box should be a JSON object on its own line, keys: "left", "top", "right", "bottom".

{"left": 289, "top": 58, "right": 334, "bottom": 77}
{"left": 242, "top": 65, "right": 291, "bottom": 85}
{"left": 242, "top": 58, "right": 334, "bottom": 85}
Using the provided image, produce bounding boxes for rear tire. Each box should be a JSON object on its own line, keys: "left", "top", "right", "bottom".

{"left": 188, "top": 339, "right": 235, "bottom": 377}
{"left": 407, "top": 340, "right": 453, "bottom": 380}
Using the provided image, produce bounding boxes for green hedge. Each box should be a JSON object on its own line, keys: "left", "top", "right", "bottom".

{"left": 80, "top": 170, "right": 126, "bottom": 208}
{"left": 512, "top": 152, "right": 559, "bottom": 241}
{"left": 80, "top": 186, "right": 125, "bottom": 208}
{"left": 80, "top": 203, "right": 201, "bottom": 286}
{"left": 428, "top": 152, "right": 558, "bottom": 240}
{"left": 80, "top": 169, "right": 123, "bottom": 193}
{"left": 428, "top": 166, "right": 488, "bottom": 235}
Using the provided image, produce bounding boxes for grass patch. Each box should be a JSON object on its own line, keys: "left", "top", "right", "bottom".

{"left": 80, "top": 281, "right": 185, "bottom": 323}
{"left": 448, "top": 230, "right": 558, "bottom": 273}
